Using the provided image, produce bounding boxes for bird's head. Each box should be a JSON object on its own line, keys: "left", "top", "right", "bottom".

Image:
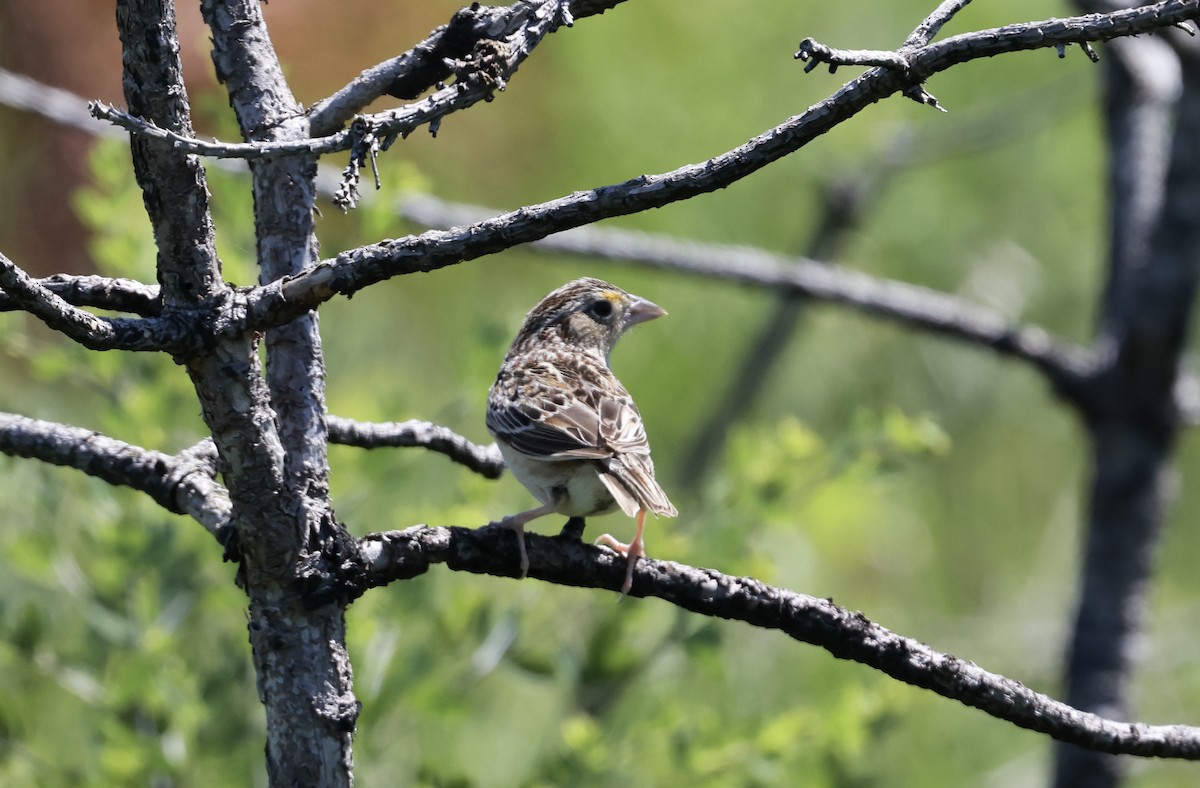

{"left": 512, "top": 277, "right": 667, "bottom": 359}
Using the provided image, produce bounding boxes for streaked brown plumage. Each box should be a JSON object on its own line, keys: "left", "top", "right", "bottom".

{"left": 487, "top": 277, "right": 676, "bottom": 593}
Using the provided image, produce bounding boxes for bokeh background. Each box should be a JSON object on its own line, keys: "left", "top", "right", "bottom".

{"left": 2, "top": 1, "right": 1199, "bottom": 785}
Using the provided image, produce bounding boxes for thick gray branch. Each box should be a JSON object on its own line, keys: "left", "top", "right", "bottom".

{"left": 202, "top": 0, "right": 333, "bottom": 511}
{"left": 118, "top": 2, "right": 224, "bottom": 307}
{"left": 0, "top": 413, "right": 231, "bottom": 534}
{"left": 200, "top": 2, "right": 358, "bottom": 785}
{"left": 351, "top": 524, "right": 1200, "bottom": 761}
{"left": 327, "top": 415, "right": 504, "bottom": 478}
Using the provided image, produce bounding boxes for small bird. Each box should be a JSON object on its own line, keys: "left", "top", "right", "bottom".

{"left": 486, "top": 277, "right": 677, "bottom": 594}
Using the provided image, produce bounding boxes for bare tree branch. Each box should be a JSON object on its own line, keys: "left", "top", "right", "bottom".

{"left": 801, "top": 2, "right": 1197, "bottom": 77}
{"left": 0, "top": 67, "right": 127, "bottom": 138}
{"left": 0, "top": 273, "right": 161, "bottom": 316}
{"left": 247, "top": 2, "right": 1200, "bottom": 327}
{"left": 0, "top": 412, "right": 231, "bottom": 534}
{"left": 327, "top": 415, "right": 504, "bottom": 478}
{"left": 309, "top": 5, "right": 508, "bottom": 130}
{"left": 0, "top": 251, "right": 173, "bottom": 350}
{"left": 0, "top": 69, "right": 1096, "bottom": 397}
{"left": 99, "top": 4, "right": 1196, "bottom": 168}
{"left": 349, "top": 523, "right": 1200, "bottom": 760}
{"left": 117, "top": 1, "right": 226, "bottom": 313}
{"left": 93, "top": 0, "right": 573, "bottom": 185}
{"left": 396, "top": 194, "right": 1095, "bottom": 395}
{"left": 199, "top": 0, "right": 370, "bottom": 782}
{"left": 310, "top": 0, "right": 587, "bottom": 135}
{"left": 904, "top": 0, "right": 975, "bottom": 48}
{"left": 202, "top": 0, "right": 335, "bottom": 518}
{"left": 88, "top": 101, "right": 334, "bottom": 159}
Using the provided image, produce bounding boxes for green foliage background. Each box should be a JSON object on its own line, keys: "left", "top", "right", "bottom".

{"left": 3, "top": 1, "right": 1200, "bottom": 785}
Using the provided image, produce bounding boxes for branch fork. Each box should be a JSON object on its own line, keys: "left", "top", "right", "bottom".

{"left": 792, "top": 0, "right": 1190, "bottom": 111}
{"left": 91, "top": 0, "right": 576, "bottom": 173}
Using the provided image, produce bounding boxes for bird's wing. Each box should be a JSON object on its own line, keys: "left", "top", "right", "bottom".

{"left": 487, "top": 365, "right": 649, "bottom": 460}
{"left": 598, "top": 452, "right": 678, "bottom": 518}
{"left": 594, "top": 395, "right": 650, "bottom": 455}
{"left": 488, "top": 362, "right": 677, "bottom": 518}
{"left": 593, "top": 396, "right": 677, "bottom": 517}
{"left": 487, "top": 395, "right": 611, "bottom": 460}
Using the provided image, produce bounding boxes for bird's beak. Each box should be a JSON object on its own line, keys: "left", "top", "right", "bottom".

{"left": 625, "top": 295, "right": 667, "bottom": 326}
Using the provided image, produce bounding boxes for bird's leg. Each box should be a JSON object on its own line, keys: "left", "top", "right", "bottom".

{"left": 625, "top": 510, "right": 646, "bottom": 594}
{"left": 595, "top": 509, "right": 647, "bottom": 595}
{"left": 489, "top": 501, "right": 558, "bottom": 578}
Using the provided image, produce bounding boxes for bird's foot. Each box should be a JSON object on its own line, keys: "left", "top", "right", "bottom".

{"left": 594, "top": 531, "right": 643, "bottom": 596}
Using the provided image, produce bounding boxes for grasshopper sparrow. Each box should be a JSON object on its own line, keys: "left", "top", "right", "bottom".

{"left": 487, "top": 277, "right": 677, "bottom": 594}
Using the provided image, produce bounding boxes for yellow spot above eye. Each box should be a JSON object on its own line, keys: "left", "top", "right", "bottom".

{"left": 600, "top": 291, "right": 622, "bottom": 303}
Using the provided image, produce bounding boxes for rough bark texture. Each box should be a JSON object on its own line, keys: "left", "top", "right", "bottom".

{"left": 1053, "top": 22, "right": 1200, "bottom": 788}
{"left": 344, "top": 523, "right": 1200, "bottom": 759}
{"left": 199, "top": 1, "right": 357, "bottom": 784}
{"left": 118, "top": 1, "right": 357, "bottom": 784}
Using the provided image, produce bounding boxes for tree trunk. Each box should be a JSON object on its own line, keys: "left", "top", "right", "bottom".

{"left": 117, "top": 1, "right": 357, "bottom": 784}
{"left": 1053, "top": 27, "right": 1200, "bottom": 787}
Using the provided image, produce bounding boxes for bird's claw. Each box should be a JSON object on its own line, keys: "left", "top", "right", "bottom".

{"left": 595, "top": 532, "right": 642, "bottom": 596}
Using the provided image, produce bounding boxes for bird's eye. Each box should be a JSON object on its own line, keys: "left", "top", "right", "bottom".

{"left": 587, "top": 298, "right": 615, "bottom": 320}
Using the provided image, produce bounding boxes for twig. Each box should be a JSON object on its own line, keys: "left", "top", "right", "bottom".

{"left": 794, "top": 40, "right": 909, "bottom": 74}
{"left": 801, "top": 0, "right": 1198, "bottom": 77}
{"left": 0, "top": 273, "right": 161, "bottom": 316}
{"left": 327, "top": 415, "right": 504, "bottom": 478}
{"left": 904, "top": 0, "right": 976, "bottom": 48}
{"left": 0, "top": 251, "right": 169, "bottom": 351}
{"left": 311, "top": 0, "right": 592, "bottom": 135}
{"left": 333, "top": 0, "right": 570, "bottom": 208}
{"left": 308, "top": 4, "right": 509, "bottom": 134}
{"left": 0, "top": 412, "right": 231, "bottom": 535}
{"left": 798, "top": 0, "right": 1196, "bottom": 110}
{"left": 348, "top": 523, "right": 1200, "bottom": 760}
{"left": 94, "top": 0, "right": 574, "bottom": 175}
{"left": 90, "top": 101, "right": 343, "bottom": 160}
